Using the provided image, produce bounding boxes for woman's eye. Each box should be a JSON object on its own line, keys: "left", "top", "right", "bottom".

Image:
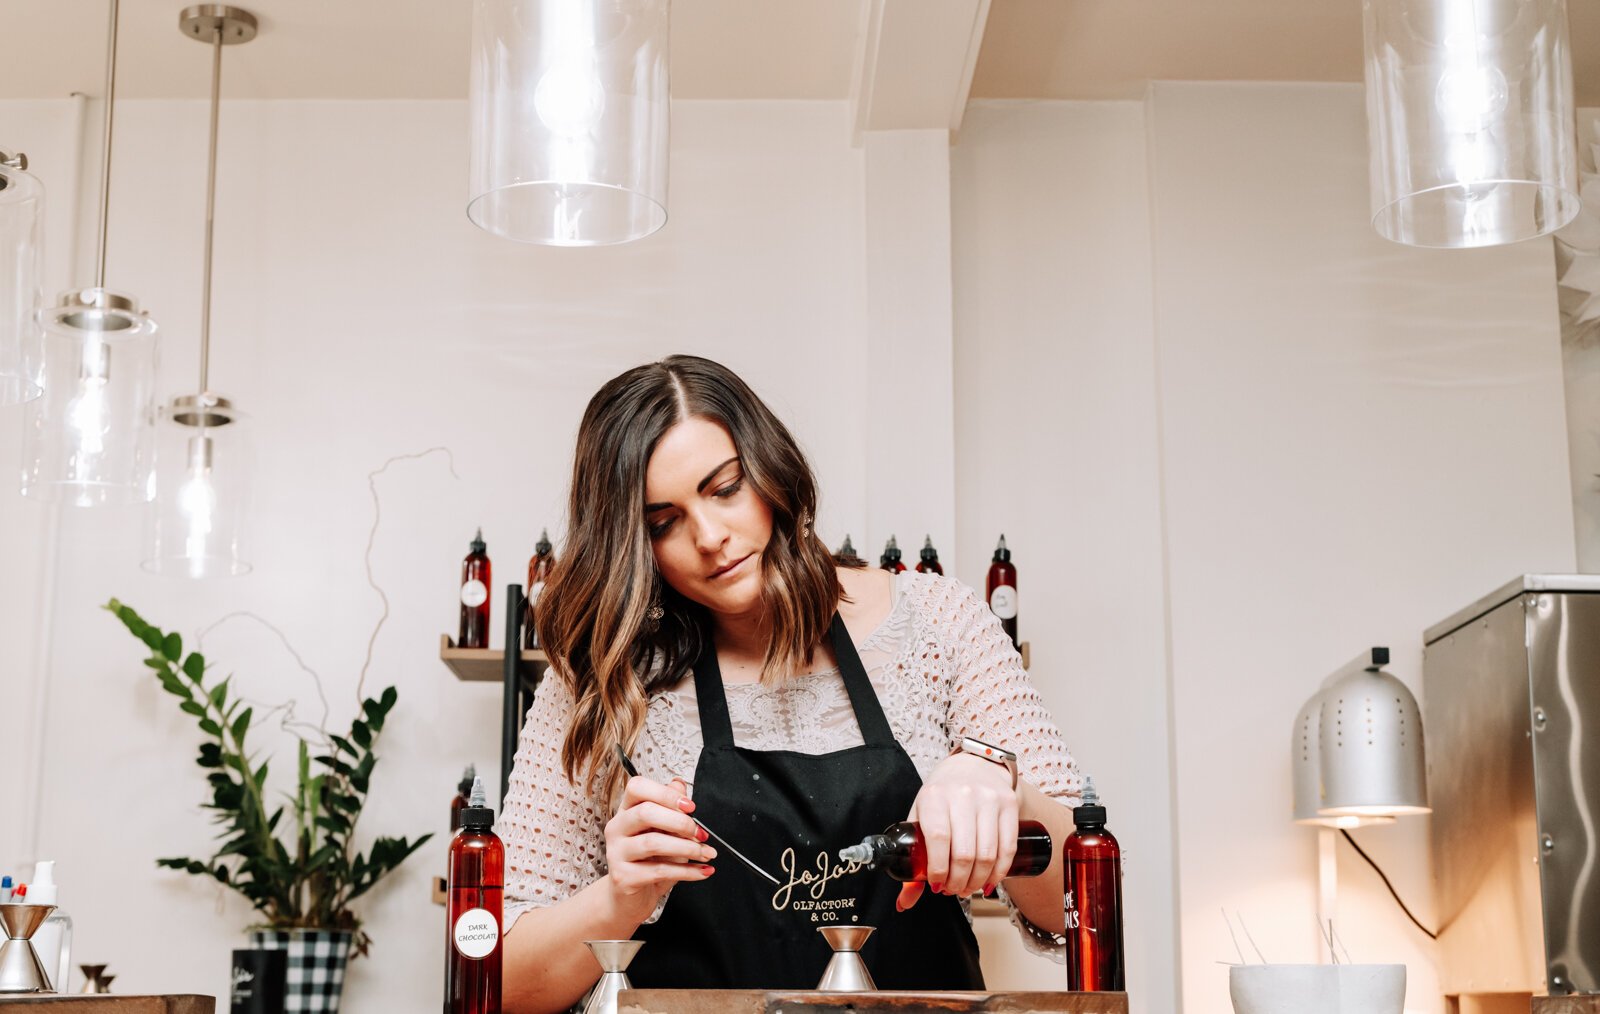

{"left": 714, "top": 479, "right": 743, "bottom": 499}
{"left": 648, "top": 517, "right": 674, "bottom": 539}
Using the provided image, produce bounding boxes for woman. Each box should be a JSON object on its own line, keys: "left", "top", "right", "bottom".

{"left": 499, "top": 356, "right": 1080, "bottom": 1013}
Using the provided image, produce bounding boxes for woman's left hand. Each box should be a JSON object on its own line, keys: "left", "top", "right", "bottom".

{"left": 896, "top": 752, "right": 1019, "bottom": 912}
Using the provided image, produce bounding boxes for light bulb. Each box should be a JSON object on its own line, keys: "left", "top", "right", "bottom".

{"left": 179, "top": 434, "right": 217, "bottom": 564}
{"left": 66, "top": 376, "right": 109, "bottom": 457}
{"left": 1435, "top": 64, "right": 1509, "bottom": 134}
{"left": 65, "top": 335, "right": 112, "bottom": 461}
{"left": 534, "top": 57, "right": 607, "bottom": 136}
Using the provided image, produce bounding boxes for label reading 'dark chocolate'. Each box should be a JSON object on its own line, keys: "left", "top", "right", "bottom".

{"left": 453, "top": 908, "right": 499, "bottom": 959}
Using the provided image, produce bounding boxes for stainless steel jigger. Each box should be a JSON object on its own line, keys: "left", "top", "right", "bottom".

{"left": 0, "top": 904, "right": 56, "bottom": 993}
{"left": 582, "top": 940, "right": 645, "bottom": 1014}
{"left": 816, "top": 925, "right": 876, "bottom": 991}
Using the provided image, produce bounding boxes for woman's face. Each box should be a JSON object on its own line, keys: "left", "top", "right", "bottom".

{"left": 644, "top": 416, "right": 773, "bottom": 619}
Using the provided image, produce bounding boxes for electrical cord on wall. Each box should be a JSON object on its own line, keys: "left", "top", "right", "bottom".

{"left": 1339, "top": 829, "right": 1438, "bottom": 940}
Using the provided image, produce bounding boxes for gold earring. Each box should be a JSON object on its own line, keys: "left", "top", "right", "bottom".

{"left": 799, "top": 510, "right": 812, "bottom": 539}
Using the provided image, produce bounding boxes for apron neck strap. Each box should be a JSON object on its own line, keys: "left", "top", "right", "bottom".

{"left": 692, "top": 613, "right": 897, "bottom": 750}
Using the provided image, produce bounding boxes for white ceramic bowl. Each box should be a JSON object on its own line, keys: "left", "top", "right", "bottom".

{"left": 1229, "top": 964, "right": 1406, "bottom": 1014}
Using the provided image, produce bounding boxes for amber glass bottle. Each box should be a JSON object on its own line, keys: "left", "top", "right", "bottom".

{"left": 523, "top": 529, "right": 555, "bottom": 650}
{"left": 879, "top": 535, "right": 906, "bottom": 573}
{"left": 446, "top": 777, "right": 503, "bottom": 1014}
{"left": 459, "top": 529, "right": 491, "bottom": 649}
{"left": 916, "top": 536, "right": 944, "bottom": 575}
{"left": 986, "top": 534, "right": 1019, "bottom": 649}
{"left": 1064, "top": 778, "right": 1124, "bottom": 992}
{"left": 838, "top": 820, "right": 1052, "bottom": 882}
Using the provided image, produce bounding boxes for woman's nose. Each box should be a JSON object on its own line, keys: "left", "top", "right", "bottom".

{"left": 691, "top": 511, "right": 728, "bottom": 553}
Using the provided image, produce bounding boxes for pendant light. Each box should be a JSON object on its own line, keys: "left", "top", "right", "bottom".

{"left": 142, "top": 5, "right": 256, "bottom": 578}
{"left": 1363, "top": 0, "right": 1581, "bottom": 248}
{"left": 0, "top": 149, "right": 44, "bottom": 406}
{"left": 467, "top": 0, "right": 670, "bottom": 246}
{"left": 21, "top": 0, "right": 160, "bottom": 506}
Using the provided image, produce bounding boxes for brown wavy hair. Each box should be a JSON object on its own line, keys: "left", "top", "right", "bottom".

{"left": 536, "top": 355, "right": 842, "bottom": 802}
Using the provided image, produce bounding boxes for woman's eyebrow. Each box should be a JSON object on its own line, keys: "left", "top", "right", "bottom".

{"left": 645, "top": 456, "right": 740, "bottom": 513}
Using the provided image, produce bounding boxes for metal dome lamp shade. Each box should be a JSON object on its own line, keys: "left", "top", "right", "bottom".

{"left": 0, "top": 150, "right": 45, "bottom": 406}
{"left": 1293, "top": 647, "right": 1430, "bottom": 825}
{"left": 21, "top": 0, "right": 161, "bottom": 507}
{"left": 142, "top": 5, "right": 257, "bottom": 578}
{"left": 1292, "top": 685, "right": 1397, "bottom": 830}
{"left": 1363, "top": 0, "right": 1581, "bottom": 248}
{"left": 467, "top": 0, "right": 670, "bottom": 246}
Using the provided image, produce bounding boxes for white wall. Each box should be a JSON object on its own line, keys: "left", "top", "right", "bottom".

{"left": 1146, "top": 82, "right": 1573, "bottom": 1014}
{"left": 949, "top": 84, "right": 1575, "bottom": 1014}
{"left": 950, "top": 99, "right": 1177, "bottom": 1010}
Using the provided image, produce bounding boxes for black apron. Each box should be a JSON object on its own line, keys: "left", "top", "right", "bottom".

{"left": 629, "top": 615, "right": 985, "bottom": 990}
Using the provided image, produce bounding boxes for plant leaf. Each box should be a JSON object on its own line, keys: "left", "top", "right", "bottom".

{"left": 163, "top": 632, "right": 182, "bottom": 660}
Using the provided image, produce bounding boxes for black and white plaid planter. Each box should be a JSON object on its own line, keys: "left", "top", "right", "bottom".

{"left": 247, "top": 929, "right": 352, "bottom": 1014}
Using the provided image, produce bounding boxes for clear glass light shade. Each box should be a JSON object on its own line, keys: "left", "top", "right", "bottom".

{"left": 143, "top": 396, "right": 252, "bottom": 578}
{"left": 0, "top": 158, "right": 44, "bottom": 405}
{"left": 1363, "top": 0, "right": 1581, "bottom": 247}
{"left": 21, "top": 289, "right": 159, "bottom": 506}
{"left": 468, "top": 0, "right": 670, "bottom": 246}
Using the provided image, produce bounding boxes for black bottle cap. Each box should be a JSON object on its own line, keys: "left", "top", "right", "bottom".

{"left": 469, "top": 526, "right": 486, "bottom": 555}
{"left": 920, "top": 535, "right": 939, "bottom": 562}
{"left": 458, "top": 806, "right": 495, "bottom": 830}
{"left": 993, "top": 534, "right": 1011, "bottom": 563}
{"left": 535, "top": 528, "right": 553, "bottom": 556}
{"left": 881, "top": 535, "right": 902, "bottom": 565}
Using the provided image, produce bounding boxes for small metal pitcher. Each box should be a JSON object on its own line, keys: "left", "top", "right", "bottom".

{"left": 816, "top": 926, "right": 876, "bottom": 992}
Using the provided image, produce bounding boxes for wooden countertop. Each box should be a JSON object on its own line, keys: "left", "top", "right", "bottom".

{"left": 621, "top": 989, "right": 1128, "bottom": 1014}
{"left": 0, "top": 997, "right": 214, "bottom": 1014}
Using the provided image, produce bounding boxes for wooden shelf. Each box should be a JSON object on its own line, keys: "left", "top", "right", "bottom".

{"left": 439, "top": 634, "right": 548, "bottom": 682}
{"left": 1020, "top": 641, "right": 1030, "bottom": 670}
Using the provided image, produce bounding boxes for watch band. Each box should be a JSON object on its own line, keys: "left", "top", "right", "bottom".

{"left": 959, "top": 736, "right": 1018, "bottom": 791}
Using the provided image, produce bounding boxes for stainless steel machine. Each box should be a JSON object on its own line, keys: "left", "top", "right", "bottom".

{"left": 1424, "top": 575, "right": 1600, "bottom": 998}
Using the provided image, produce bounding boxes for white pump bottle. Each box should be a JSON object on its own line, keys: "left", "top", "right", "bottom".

{"left": 28, "top": 860, "right": 73, "bottom": 992}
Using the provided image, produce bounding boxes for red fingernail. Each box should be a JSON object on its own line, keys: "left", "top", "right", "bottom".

{"left": 930, "top": 882, "right": 942, "bottom": 894}
{"left": 700, "top": 865, "right": 715, "bottom": 875}
{"left": 984, "top": 884, "right": 995, "bottom": 896}
{"left": 696, "top": 826, "right": 708, "bottom": 842}
{"left": 677, "top": 798, "right": 696, "bottom": 813}
{"left": 895, "top": 900, "right": 904, "bottom": 913}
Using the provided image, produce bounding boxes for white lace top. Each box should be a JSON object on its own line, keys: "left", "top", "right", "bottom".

{"left": 497, "top": 571, "right": 1081, "bottom": 958}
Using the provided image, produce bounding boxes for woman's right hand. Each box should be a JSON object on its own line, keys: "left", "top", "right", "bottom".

{"left": 604, "top": 774, "right": 717, "bottom": 923}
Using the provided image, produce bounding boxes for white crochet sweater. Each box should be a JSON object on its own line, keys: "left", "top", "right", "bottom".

{"left": 497, "top": 571, "right": 1080, "bottom": 958}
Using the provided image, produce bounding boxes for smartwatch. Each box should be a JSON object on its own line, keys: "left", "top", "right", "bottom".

{"left": 959, "top": 736, "right": 1018, "bottom": 791}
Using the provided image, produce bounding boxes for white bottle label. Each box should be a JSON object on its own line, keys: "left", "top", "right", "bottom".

{"left": 453, "top": 908, "right": 500, "bottom": 959}
{"left": 461, "top": 579, "right": 488, "bottom": 608}
{"left": 990, "top": 585, "right": 1018, "bottom": 620}
{"left": 530, "top": 580, "right": 546, "bottom": 606}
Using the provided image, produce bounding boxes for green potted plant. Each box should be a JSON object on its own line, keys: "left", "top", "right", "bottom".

{"left": 106, "top": 599, "right": 432, "bottom": 1014}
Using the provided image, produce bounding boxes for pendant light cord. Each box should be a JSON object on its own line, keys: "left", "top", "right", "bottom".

{"left": 199, "top": 24, "right": 225, "bottom": 394}
{"left": 1338, "top": 829, "right": 1438, "bottom": 940}
{"left": 94, "top": 0, "right": 121, "bottom": 289}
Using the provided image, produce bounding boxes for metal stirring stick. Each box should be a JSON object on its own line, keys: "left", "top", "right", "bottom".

{"left": 616, "top": 747, "right": 781, "bottom": 886}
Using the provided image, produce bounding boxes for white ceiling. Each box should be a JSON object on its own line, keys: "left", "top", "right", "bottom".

{"left": 1, "top": 0, "right": 1596, "bottom": 105}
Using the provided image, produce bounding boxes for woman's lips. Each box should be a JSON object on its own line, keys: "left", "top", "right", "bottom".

{"left": 709, "top": 553, "right": 752, "bottom": 579}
